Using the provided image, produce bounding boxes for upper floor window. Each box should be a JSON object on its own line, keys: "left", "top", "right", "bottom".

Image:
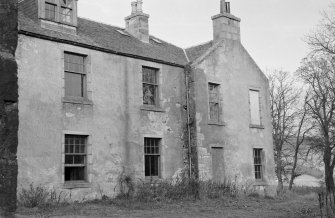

{"left": 64, "top": 52, "right": 86, "bottom": 98}
{"left": 142, "top": 67, "right": 159, "bottom": 107}
{"left": 60, "top": 0, "right": 73, "bottom": 23}
{"left": 41, "top": 0, "right": 77, "bottom": 26}
{"left": 249, "top": 89, "right": 261, "bottom": 126}
{"left": 45, "top": 2, "right": 56, "bottom": 21}
{"left": 208, "top": 83, "right": 221, "bottom": 122}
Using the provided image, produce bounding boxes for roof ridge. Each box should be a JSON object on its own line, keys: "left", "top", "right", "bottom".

{"left": 149, "top": 35, "right": 183, "bottom": 49}
{"left": 184, "top": 40, "right": 213, "bottom": 50}
{"left": 78, "top": 16, "right": 125, "bottom": 30}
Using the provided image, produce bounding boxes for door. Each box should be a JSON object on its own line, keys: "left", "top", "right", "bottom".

{"left": 211, "top": 147, "right": 225, "bottom": 183}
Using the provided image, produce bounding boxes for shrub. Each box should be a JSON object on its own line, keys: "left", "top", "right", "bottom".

{"left": 18, "top": 184, "right": 49, "bottom": 208}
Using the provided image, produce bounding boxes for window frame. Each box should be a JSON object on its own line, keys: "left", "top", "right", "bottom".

{"left": 44, "top": 2, "right": 57, "bottom": 21}
{"left": 62, "top": 131, "right": 92, "bottom": 189}
{"left": 249, "top": 89, "right": 263, "bottom": 128}
{"left": 207, "top": 82, "right": 225, "bottom": 126}
{"left": 63, "top": 52, "right": 87, "bottom": 100}
{"left": 60, "top": 0, "right": 73, "bottom": 24}
{"left": 64, "top": 134, "right": 87, "bottom": 183}
{"left": 144, "top": 137, "right": 162, "bottom": 179}
{"left": 208, "top": 83, "right": 220, "bottom": 122}
{"left": 142, "top": 66, "right": 160, "bottom": 108}
{"left": 40, "top": 0, "right": 77, "bottom": 26}
{"left": 253, "top": 148, "right": 264, "bottom": 181}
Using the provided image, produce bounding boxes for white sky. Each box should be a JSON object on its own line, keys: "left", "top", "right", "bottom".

{"left": 78, "top": 0, "right": 333, "bottom": 72}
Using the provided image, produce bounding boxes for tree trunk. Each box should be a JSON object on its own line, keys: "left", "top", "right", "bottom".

{"left": 324, "top": 145, "right": 335, "bottom": 193}
{"left": 276, "top": 155, "right": 284, "bottom": 194}
{"left": 288, "top": 149, "right": 299, "bottom": 190}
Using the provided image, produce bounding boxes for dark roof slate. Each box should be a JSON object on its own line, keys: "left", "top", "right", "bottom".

{"left": 18, "top": 12, "right": 188, "bottom": 67}
{"left": 185, "top": 41, "right": 213, "bottom": 63}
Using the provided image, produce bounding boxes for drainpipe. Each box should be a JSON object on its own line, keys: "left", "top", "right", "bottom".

{"left": 185, "top": 65, "right": 192, "bottom": 179}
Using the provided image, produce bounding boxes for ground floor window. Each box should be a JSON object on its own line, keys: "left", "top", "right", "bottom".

{"left": 253, "top": 148, "right": 263, "bottom": 180}
{"left": 144, "top": 138, "right": 161, "bottom": 178}
{"left": 65, "top": 134, "right": 87, "bottom": 182}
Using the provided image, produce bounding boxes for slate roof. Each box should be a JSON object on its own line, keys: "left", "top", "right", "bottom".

{"left": 18, "top": 12, "right": 188, "bottom": 67}
{"left": 185, "top": 41, "right": 213, "bottom": 63}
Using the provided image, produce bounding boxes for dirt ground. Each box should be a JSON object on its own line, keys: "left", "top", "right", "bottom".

{"left": 13, "top": 193, "right": 320, "bottom": 218}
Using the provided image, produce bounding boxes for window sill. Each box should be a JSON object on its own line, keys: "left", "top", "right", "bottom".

{"left": 41, "top": 18, "right": 76, "bottom": 28}
{"left": 208, "top": 121, "right": 226, "bottom": 126}
{"left": 249, "top": 124, "right": 265, "bottom": 129}
{"left": 140, "top": 106, "right": 165, "bottom": 113}
{"left": 63, "top": 181, "right": 91, "bottom": 189}
{"left": 253, "top": 180, "right": 268, "bottom": 186}
{"left": 145, "top": 177, "right": 162, "bottom": 184}
{"left": 62, "top": 97, "right": 93, "bottom": 105}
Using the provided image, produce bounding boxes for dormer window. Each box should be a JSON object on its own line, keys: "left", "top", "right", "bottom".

{"left": 45, "top": 2, "right": 56, "bottom": 21}
{"left": 40, "top": 0, "right": 77, "bottom": 27}
{"left": 61, "top": 0, "right": 73, "bottom": 23}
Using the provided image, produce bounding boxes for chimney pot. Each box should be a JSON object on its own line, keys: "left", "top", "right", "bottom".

{"left": 131, "top": 2, "right": 137, "bottom": 14}
{"left": 137, "top": 0, "right": 143, "bottom": 12}
{"left": 220, "top": 0, "right": 226, "bottom": 13}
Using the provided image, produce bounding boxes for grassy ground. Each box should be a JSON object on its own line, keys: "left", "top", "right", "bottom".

{"left": 15, "top": 192, "right": 320, "bottom": 218}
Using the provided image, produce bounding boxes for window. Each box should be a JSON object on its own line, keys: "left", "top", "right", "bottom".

{"left": 249, "top": 90, "right": 261, "bottom": 125}
{"left": 253, "top": 149, "right": 263, "bottom": 180}
{"left": 45, "top": 2, "right": 56, "bottom": 21}
{"left": 64, "top": 53, "right": 86, "bottom": 98}
{"left": 142, "top": 67, "right": 159, "bottom": 106}
{"left": 144, "top": 138, "right": 161, "bottom": 178}
{"left": 60, "top": 0, "right": 73, "bottom": 23}
{"left": 65, "top": 135, "right": 87, "bottom": 182}
{"left": 209, "top": 83, "right": 220, "bottom": 122}
{"left": 41, "top": 0, "right": 76, "bottom": 25}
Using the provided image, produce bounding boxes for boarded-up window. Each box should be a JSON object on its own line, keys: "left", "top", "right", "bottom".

{"left": 249, "top": 90, "right": 261, "bottom": 125}
{"left": 65, "top": 135, "right": 87, "bottom": 181}
{"left": 143, "top": 67, "right": 158, "bottom": 106}
{"left": 209, "top": 83, "right": 220, "bottom": 122}
{"left": 144, "top": 138, "right": 161, "bottom": 177}
{"left": 253, "top": 148, "right": 263, "bottom": 180}
{"left": 45, "top": 2, "right": 56, "bottom": 20}
{"left": 64, "top": 53, "right": 86, "bottom": 98}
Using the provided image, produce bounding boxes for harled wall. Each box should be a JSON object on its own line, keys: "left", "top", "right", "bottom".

{"left": 16, "top": 35, "right": 186, "bottom": 201}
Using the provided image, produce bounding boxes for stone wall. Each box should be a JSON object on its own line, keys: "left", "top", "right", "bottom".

{"left": 0, "top": 0, "right": 18, "bottom": 213}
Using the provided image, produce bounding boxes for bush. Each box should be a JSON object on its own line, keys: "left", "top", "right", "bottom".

{"left": 18, "top": 184, "right": 49, "bottom": 208}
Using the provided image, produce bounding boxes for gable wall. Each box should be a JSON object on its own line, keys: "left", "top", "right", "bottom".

{"left": 191, "top": 39, "right": 276, "bottom": 194}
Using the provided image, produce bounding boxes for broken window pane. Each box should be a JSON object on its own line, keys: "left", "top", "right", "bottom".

{"left": 142, "top": 67, "right": 158, "bottom": 106}
{"left": 61, "top": 7, "right": 72, "bottom": 23}
{"left": 143, "top": 83, "right": 156, "bottom": 106}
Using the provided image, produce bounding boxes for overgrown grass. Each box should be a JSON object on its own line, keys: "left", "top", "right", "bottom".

{"left": 18, "top": 184, "right": 70, "bottom": 209}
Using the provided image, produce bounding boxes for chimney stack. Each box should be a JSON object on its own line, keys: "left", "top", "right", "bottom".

{"left": 125, "top": 0, "right": 150, "bottom": 43}
{"left": 131, "top": 2, "right": 137, "bottom": 14}
{"left": 212, "top": 1, "right": 240, "bottom": 41}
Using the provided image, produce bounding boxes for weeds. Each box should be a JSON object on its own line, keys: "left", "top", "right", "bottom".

{"left": 18, "top": 184, "right": 49, "bottom": 208}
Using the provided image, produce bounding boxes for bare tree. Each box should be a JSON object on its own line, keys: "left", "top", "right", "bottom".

{"left": 307, "top": 3, "right": 335, "bottom": 55}
{"left": 269, "top": 70, "right": 300, "bottom": 194}
{"left": 297, "top": 55, "right": 335, "bottom": 193}
{"left": 287, "top": 98, "right": 314, "bottom": 190}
